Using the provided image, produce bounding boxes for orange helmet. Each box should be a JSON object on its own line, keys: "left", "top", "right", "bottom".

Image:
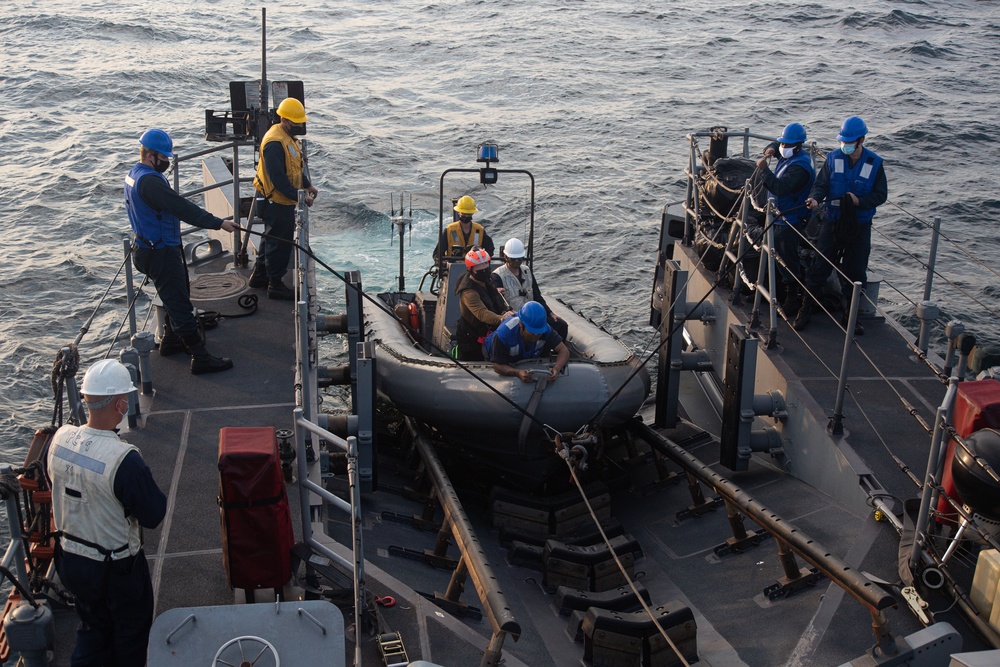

{"left": 464, "top": 247, "right": 491, "bottom": 271}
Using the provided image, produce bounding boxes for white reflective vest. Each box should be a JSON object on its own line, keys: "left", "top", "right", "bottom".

{"left": 492, "top": 263, "right": 536, "bottom": 311}
{"left": 48, "top": 425, "right": 142, "bottom": 561}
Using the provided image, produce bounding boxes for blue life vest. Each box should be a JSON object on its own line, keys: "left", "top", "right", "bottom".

{"left": 124, "top": 163, "right": 180, "bottom": 248}
{"left": 769, "top": 150, "right": 815, "bottom": 226}
{"left": 484, "top": 316, "right": 547, "bottom": 362}
{"left": 824, "top": 147, "right": 883, "bottom": 224}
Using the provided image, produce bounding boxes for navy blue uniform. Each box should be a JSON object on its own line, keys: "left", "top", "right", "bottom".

{"left": 55, "top": 450, "right": 166, "bottom": 667}
{"left": 125, "top": 164, "right": 227, "bottom": 337}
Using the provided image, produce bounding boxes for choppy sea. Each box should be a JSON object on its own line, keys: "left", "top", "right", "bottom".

{"left": 2, "top": 0, "right": 999, "bottom": 461}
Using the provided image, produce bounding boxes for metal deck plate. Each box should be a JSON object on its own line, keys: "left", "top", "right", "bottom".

{"left": 147, "top": 600, "right": 345, "bottom": 667}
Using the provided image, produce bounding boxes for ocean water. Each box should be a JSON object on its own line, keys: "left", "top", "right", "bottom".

{"left": 3, "top": 0, "right": 1000, "bottom": 460}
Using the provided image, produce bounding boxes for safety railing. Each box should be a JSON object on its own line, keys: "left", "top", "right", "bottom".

{"left": 684, "top": 129, "right": 916, "bottom": 435}
{"left": 284, "top": 193, "right": 368, "bottom": 666}
{"left": 671, "top": 127, "right": 1000, "bottom": 648}
{"left": 171, "top": 139, "right": 257, "bottom": 262}
{"left": 0, "top": 480, "right": 31, "bottom": 597}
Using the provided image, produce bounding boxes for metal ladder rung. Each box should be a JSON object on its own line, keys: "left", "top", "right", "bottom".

{"left": 377, "top": 632, "right": 409, "bottom": 667}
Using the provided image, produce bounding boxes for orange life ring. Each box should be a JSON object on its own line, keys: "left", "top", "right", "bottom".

{"left": 407, "top": 302, "right": 421, "bottom": 332}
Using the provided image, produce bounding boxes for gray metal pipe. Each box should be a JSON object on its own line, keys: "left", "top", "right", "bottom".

{"left": 404, "top": 418, "right": 522, "bottom": 645}
{"left": 123, "top": 239, "right": 137, "bottom": 337}
{"left": 922, "top": 216, "right": 941, "bottom": 302}
{"left": 628, "top": 420, "right": 896, "bottom": 613}
{"left": 831, "top": 281, "right": 863, "bottom": 435}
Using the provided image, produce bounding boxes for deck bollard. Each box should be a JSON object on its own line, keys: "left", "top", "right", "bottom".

{"left": 130, "top": 332, "right": 155, "bottom": 395}
{"left": 118, "top": 355, "right": 140, "bottom": 429}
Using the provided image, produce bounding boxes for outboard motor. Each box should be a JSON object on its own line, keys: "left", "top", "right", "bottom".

{"left": 951, "top": 428, "right": 1000, "bottom": 539}
{"left": 3, "top": 598, "right": 54, "bottom": 667}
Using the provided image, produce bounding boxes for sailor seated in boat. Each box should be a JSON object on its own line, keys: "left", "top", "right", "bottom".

{"left": 433, "top": 195, "right": 495, "bottom": 265}
{"left": 484, "top": 301, "right": 570, "bottom": 383}
{"left": 492, "top": 237, "right": 568, "bottom": 340}
{"left": 454, "top": 247, "right": 512, "bottom": 361}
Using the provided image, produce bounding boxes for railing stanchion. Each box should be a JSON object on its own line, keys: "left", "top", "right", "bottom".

{"left": 830, "top": 281, "right": 862, "bottom": 435}
{"left": 231, "top": 142, "right": 244, "bottom": 266}
{"left": 922, "top": 216, "right": 941, "bottom": 302}
{"left": 916, "top": 216, "right": 942, "bottom": 354}
{"left": 123, "top": 239, "right": 138, "bottom": 337}
{"left": 683, "top": 137, "right": 696, "bottom": 247}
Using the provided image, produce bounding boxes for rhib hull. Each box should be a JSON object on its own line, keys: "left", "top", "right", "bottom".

{"left": 365, "top": 297, "right": 650, "bottom": 449}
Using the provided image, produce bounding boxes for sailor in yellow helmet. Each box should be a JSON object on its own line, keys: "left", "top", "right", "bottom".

{"left": 433, "top": 195, "right": 495, "bottom": 264}
{"left": 251, "top": 97, "right": 320, "bottom": 300}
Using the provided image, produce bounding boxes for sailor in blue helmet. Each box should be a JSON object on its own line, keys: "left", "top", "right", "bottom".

{"left": 795, "top": 116, "right": 888, "bottom": 334}
{"left": 756, "top": 122, "right": 816, "bottom": 317}
{"left": 125, "top": 129, "right": 239, "bottom": 373}
{"left": 484, "top": 301, "right": 570, "bottom": 383}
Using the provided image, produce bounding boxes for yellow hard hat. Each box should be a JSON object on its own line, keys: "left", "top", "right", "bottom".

{"left": 454, "top": 195, "right": 478, "bottom": 215}
{"left": 276, "top": 97, "right": 308, "bottom": 124}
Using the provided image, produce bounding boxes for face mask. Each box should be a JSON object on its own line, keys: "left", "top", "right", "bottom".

{"left": 153, "top": 156, "right": 171, "bottom": 173}
{"left": 779, "top": 146, "right": 795, "bottom": 159}
{"left": 840, "top": 142, "right": 857, "bottom": 156}
{"left": 288, "top": 123, "right": 306, "bottom": 136}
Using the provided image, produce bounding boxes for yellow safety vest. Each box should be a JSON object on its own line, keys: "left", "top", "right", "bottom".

{"left": 444, "top": 221, "right": 485, "bottom": 257}
{"left": 253, "top": 125, "right": 305, "bottom": 206}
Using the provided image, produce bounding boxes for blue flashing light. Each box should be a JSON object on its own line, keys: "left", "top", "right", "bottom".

{"left": 477, "top": 143, "right": 499, "bottom": 163}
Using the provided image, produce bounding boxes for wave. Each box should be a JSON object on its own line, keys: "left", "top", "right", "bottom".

{"left": 845, "top": 9, "right": 968, "bottom": 30}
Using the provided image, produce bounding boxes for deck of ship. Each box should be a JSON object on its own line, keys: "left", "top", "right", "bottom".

{"left": 38, "top": 235, "right": 995, "bottom": 666}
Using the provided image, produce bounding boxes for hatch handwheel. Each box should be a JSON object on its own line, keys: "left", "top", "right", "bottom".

{"left": 212, "top": 635, "right": 280, "bottom": 667}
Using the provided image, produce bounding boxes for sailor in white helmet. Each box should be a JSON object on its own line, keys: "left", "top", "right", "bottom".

{"left": 47, "top": 359, "right": 166, "bottom": 666}
{"left": 491, "top": 237, "right": 567, "bottom": 340}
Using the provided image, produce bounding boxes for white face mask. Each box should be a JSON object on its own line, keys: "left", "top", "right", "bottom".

{"left": 840, "top": 141, "right": 858, "bottom": 155}
{"left": 779, "top": 146, "right": 796, "bottom": 159}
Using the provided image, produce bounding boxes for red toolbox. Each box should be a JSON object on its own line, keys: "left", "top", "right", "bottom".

{"left": 218, "top": 427, "right": 294, "bottom": 590}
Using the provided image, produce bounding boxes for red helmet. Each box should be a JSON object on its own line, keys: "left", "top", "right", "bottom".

{"left": 464, "top": 247, "right": 491, "bottom": 271}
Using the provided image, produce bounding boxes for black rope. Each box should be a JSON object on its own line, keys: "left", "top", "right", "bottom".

{"left": 50, "top": 344, "right": 81, "bottom": 427}
{"left": 197, "top": 294, "right": 260, "bottom": 328}
{"left": 102, "top": 270, "right": 151, "bottom": 361}
{"left": 76, "top": 243, "right": 138, "bottom": 348}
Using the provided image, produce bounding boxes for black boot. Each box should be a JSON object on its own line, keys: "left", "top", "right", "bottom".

{"left": 159, "top": 318, "right": 185, "bottom": 357}
{"left": 268, "top": 280, "right": 294, "bottom": 301}
{"left": 780, "top": 285, "right": 802, "bottom": 318}
{"left": 841, "top": 311, "right": 864, "bottom": 336}
{"left": 182, "top": 333, "right": 234, "bottom": 375}
{"left": 248, "top": 260, "right": 268, "bottom": 288}
{"left": 792, "top": 297, "right": 814, "bottom": 331}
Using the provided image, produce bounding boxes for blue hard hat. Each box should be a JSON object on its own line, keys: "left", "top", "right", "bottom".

{"left": 139, "top": 128, "right": 173, "bottom": 157}
{"left": 837, "top": 116, "right": 868, "bottom": 143}
{"left": 777, "top": 122, "right": 807, "bottom": 144}
{"left": 518, "top": 301, "right": 549, "bottom": 335}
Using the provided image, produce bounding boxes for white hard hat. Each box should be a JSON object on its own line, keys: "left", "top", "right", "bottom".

{"left": 503, "top": 238, "right": 526, "bottom": 259}
{"left": 81, "top": 359, "right": 136, "bottom": 396}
